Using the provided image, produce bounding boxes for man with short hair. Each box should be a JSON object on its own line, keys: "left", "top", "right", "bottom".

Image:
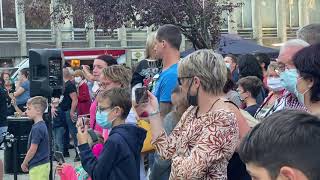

{"left": 273, "top": 39, "right": 309, "bottom": 112}
{"left": 297, "top": 23, "right": 320, "bottom": 45}
{"left": 224, "top": 54, "right": 239, "bottom": 82}
{"left": 239, "top": 110, "right": 320, "bottom": 180}
{"left": 152, "top": 24, "right": 182, "bottom": 120}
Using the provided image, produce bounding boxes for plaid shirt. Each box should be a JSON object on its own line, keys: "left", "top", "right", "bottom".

{"left": 273, "top": 90, "right": 308, "bottom": 112}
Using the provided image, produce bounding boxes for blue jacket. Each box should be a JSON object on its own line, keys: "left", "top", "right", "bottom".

{"left": 79, "top": 124, "right": 146, "bottom": 180}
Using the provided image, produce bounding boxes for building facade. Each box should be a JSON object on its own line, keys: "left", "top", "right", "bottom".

{"left": 0, "top": 0, "right": 319, "bottom": 65}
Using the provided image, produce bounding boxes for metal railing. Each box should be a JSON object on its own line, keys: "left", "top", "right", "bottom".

{"left": 0, "top": 27, "right": 299, "bottom": 43}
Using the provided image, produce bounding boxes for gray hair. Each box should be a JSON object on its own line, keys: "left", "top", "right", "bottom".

{"left": 279, "top": 39, "right": 309, "bottom": 55}
{"left": 297, "top": 24, "right": 320, "bottom": 45}
{"left": 63, "top": 67, "right": 74, "bottom": 78}
{"left": 179, "top": 49, "right": 227, "bottom": 95}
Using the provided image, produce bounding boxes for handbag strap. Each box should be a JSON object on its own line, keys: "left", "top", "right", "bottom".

{"left": 254, "top": 93, "right": 274, "bottom": 117}
{"left": 224, "top": 100, "right": 239, "bottom": 109}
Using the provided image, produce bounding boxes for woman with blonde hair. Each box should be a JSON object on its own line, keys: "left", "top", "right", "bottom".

{"left": 131, "top": 32, "right": 162, "bottom": 89}
{"left": 89, "top": 65, "right": 132, "bottom": 135}
{"left": 136, "top": 49, "right": 239, "bottom": 179}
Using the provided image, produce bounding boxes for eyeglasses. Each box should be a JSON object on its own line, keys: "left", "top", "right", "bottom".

{"left": 178, "top": 76, "right": 193, "bottom": 85}
{"left": 96, "top": 106, "right": 111, "bottom": 113}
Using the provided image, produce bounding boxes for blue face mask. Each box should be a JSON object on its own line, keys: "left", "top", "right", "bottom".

{"left": 279, "top": 69, "right": 298, "bottom": 94}
{"left": 96, "top": 111, "right": 113, "bottom": 129}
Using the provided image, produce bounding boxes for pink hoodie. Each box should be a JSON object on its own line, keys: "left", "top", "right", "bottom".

{"left": 90, "top": 99, "right": 109, "bottom": 141}
{"left": 59, "top": 144, "right": 104, "bottom": 180}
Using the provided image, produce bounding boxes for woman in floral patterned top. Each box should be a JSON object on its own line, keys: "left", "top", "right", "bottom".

{"left": 136, "top": 50, "right": 239, "bottom": 179}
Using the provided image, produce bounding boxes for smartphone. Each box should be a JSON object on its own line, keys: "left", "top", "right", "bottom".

{"left": 135, "top": 87, "right": 148, "bottom": 104}
{"left": 79, "top": 114, "right": 90, "bottom": 127}
{"left": 54, "top": 151, "right": 65, "bottom": 164}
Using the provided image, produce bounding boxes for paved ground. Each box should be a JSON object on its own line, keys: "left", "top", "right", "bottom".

{"left": 1, "top": 149, "right": 80, "bottom": 180}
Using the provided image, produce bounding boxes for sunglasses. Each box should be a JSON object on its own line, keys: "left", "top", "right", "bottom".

{"left": 177, "top": 76, "right": 193, "bottom": 85}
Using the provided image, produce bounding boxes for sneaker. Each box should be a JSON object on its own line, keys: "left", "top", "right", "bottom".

{"left": 74, "top": 155, "right": 80, "bottom": 162}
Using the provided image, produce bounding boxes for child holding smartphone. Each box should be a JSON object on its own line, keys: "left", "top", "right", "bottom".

{"left": 77, "top": 88, "right": 146, "bottom": 180}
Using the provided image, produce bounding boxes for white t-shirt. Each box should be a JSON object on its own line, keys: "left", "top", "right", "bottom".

{"left": 92, "top": 81, "right": 100, "bottom": 93}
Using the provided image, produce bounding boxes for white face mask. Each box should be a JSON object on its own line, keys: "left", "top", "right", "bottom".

{"left": 225, "top": 63, "right": 231, "bottom": 69}
{"left": 75, "top": 77, "right": 82, "bottom": 84}
{"left": 267, "top": 77, "right": 284, "bottom": 92}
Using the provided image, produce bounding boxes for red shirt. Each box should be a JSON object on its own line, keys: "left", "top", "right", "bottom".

{"left": 77, "top": 82, "right": 91, "bottom": 115}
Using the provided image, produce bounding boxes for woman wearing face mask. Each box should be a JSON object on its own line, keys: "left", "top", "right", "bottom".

{"left": 254, "top": 62, "right": 286, "bottom": 120}
{"left": 135, "top": 50, "right": 239, "bottom": 179}
{"left": 74, "top": 70, "right": 91, "bottom": 116}
{"left": 293, "top": 44, "right": 320, "bottom": 115}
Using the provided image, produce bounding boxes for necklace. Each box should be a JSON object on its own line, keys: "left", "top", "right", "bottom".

{"left": 196, "top": 98, "right": 221, "bottom": 118}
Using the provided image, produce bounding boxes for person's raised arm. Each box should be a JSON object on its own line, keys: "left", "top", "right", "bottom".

{"left": 82, "top": 66, "right": 95, "bottom": 82}
{"left": 135, "top": 91, "right": 179, "bottom": 159}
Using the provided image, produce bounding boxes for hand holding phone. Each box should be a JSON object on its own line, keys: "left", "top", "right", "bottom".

{"left": 54, "top": 151, "right": 65, "bottom": 165}
{"left": 77, "top": 115, "right": 90, "bottom": 132}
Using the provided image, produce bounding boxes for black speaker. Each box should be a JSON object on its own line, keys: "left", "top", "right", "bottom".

{"left": 29, "top": 49, "right": 64, "bottom": 97}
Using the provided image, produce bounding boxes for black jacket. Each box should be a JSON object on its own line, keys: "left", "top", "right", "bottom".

{"left": 79, "top": 124, "right": 146, "bottom": 180}
{"left": 0, "top": 87, "right": 8, "bottom": 127}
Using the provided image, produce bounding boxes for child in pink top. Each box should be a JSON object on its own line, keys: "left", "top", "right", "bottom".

{"left": 89, "top": 100, "right": 109, "bottom": 141}
{"left": 58, "top": 130, "right": 104, "bottom": 180}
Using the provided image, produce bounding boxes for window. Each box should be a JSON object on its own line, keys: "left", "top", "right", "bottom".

{"left": 2, "top": 0, "right": 16, "bottom": 28}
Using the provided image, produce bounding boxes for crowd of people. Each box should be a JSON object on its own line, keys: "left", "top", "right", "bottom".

{"left": 0, "top": 23, "right": 319, "bottom": 180}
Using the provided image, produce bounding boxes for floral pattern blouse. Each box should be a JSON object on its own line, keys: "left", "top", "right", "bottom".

{"left": 152, "top": 107, "right": 239, "bottom": 180}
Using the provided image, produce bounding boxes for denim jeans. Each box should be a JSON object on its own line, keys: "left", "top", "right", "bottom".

{"left": 149, "top": 152, "right": 171, "bottom": 180}
{"left": 53, "top": 127, "right": 65, "bottom": 152}
{"left": 64, "top": 110, "right": 78, "bottom": 148}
